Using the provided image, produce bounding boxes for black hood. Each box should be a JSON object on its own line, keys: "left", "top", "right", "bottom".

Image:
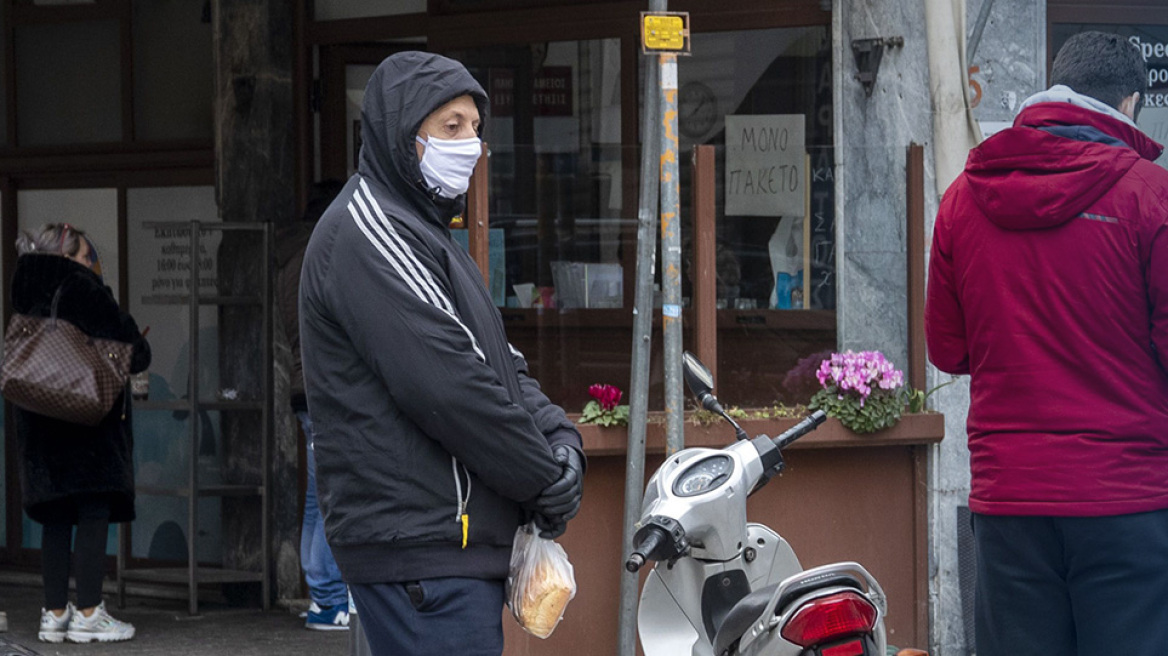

{"left": 357, "top": 51, "right": 488, "bottom": 226}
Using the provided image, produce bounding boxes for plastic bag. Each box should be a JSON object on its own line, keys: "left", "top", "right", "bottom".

{"left": 506, "top": 522, "right": 577, "bottom": 639}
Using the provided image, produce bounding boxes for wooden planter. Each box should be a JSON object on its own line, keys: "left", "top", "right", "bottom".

{"left": 572, "top": 411, "right": 945, "bottom": 456}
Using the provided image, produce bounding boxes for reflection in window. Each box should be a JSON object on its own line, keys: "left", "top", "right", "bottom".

{"left": 126, "top": 187, "right": 224, "bottom": 562}
{"left": 677, "top": 26, "right": 837, "bottom": 408}
{"left": 679, "top": 26, "right": 835, "bottom": 312}
{"left": 451, "top": 39, "right": 624, "bottom": 311}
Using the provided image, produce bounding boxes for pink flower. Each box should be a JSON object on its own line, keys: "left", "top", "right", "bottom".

{"left": 815, "top": 350, "right": 904, "bottom": 401}
{"left": 589, "top": 384, "right": 623, "bottom": 411}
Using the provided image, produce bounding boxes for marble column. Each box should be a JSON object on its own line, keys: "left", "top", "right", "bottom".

{"left": 833, "top": 0, "right": 935, "bottom": 385}
{"left": 926, "top": 3, "right": 1046, "bottom": 655}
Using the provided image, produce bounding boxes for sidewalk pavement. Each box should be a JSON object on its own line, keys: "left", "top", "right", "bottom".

{"left": 0, "top": 581, "right": 349, "bottom": 656}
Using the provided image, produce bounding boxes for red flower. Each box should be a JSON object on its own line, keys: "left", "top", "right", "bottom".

{"left": 588, "top": 384, "right": 623, "bottom": 411}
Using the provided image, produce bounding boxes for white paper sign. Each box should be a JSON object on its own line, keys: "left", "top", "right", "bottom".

{"left": 1138, "top": 106, "right": 1168, "bottom": 170}
{"left": 725, "top": 114, "right": 806, "bottom": 217}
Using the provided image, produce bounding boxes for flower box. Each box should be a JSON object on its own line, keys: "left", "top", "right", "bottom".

{"left": 571, "top": 411, "right": 945, "bottom": 457}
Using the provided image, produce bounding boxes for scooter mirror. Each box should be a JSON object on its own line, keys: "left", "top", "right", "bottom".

{"left": 682, "top": 351, "right": 715, "bottom": 398}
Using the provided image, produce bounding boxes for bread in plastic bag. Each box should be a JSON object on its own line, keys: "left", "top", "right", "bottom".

{"left": 506, "top": 522, "right": 576, "bottom": 638}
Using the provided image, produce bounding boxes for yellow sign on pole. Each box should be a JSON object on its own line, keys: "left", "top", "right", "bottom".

{"left": 641, "top": 12, "right": 690, "bottom": 54}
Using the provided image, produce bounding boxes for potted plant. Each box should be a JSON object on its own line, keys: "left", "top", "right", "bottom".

{"left": 808, "top": 350, "right": 908, "bottom": 434}
{"left": 579, "top": 383, "right": 630, "bottom": 427}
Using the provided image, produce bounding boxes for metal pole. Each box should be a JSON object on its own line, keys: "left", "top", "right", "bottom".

{"left": 188, "top": 222, "right": 200, "bottom": 616}
{"left": 967, "top": 0, "right": 995, "bottom": 64}
{"left": 617, "top": 5, "right": 664, "bottom": 653}
{"left": 659, "top": 52, "right": 683, "bottom": 456}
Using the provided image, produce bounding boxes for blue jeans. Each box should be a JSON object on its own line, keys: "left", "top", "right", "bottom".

{"left": 973, "top": 508, "right": 1168, "bottom": 656}
{"left": 350, "top": 578, "right": 504, "bottom": 656}
{"left": 298, "top": 411, "right": 347, "bottom": 608}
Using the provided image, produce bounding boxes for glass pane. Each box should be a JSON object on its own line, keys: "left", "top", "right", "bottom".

{"left": 679, "top": 26, "right": 835, "bottom": 311}
{"left": 0, "top": 6, "right": 7, "bottom": 146}
{"left": 15, "top": 20, "right": 122, "bottom": 145}
{"left": 438, "top": 40, "right": 626, "bottom": 410}
{"left": 133, "top": 0, "right": 213, "bottom": 141}
{"left": 0, "top": 189, "right": 4, "bottom": 547}
{"left": 315, "top": 0, "right": 424, "bottom": 21}
{"left": 345, "top": 64, "right": 378, "bottom": 178}
{"left": 449, "top": 39, "right": 624, "bottom": 308}
{"left": 127, "top": 186, "right": 223, "bottom": 562}
{"left": 1051, "top": 24, "right": 1168, "bottom": 170}
{"left": 681, "top": 27, "right": 836, "bottom": 407}
{"left": 17, "top": 189, "right": 121, "bottom": 302}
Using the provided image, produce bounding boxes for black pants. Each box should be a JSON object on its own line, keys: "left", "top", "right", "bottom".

{"left": 973, "top": 508, "right": 1168, "bottom": 656}
{"left": 41, "top": 496, "right": 112, "bottom": 610}
{"left": 350, "top": 578, "right": 504, "bottom": 656}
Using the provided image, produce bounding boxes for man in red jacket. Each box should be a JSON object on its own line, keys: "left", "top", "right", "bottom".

{"left": 926, "top": 31, "right": 1168, "bottom": 656}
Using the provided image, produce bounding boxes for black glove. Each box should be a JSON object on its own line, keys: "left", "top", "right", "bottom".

{"left": 532, "top": 512, "right": 567, "bottom": 539}
{"left": 533, "top": 445, "right": 584, "bottom": 522}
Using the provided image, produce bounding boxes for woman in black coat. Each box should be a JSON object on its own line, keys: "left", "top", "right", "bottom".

{"left": 11, "top": 223, "right": 150, "bottom": 644}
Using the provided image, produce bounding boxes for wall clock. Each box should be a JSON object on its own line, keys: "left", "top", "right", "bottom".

{"left": 678, "top": 82, "right": 718, "bottom": 139}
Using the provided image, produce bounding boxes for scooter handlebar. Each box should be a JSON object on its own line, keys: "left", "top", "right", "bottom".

{"left": 625, "top": 525, "right": 669, "bottom": 572}
{"left": 772, "top": 410, "right": 828, "bottom": 450}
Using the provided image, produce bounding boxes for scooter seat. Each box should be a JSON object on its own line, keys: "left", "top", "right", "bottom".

{"left": 712, "top": 572, "right": 864, "bottom": 656}
{"left": 713, "top": 583, "right": 779, "bottom": 656}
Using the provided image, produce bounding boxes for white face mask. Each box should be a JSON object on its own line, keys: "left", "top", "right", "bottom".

{"left": 415, "top": 135, "right": 482, "bottom": 199}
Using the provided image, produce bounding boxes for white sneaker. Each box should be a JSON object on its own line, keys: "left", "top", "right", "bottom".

{"left": 65, "top": 601, "right": 135, "bottom": 643}
{"left": 38, "top": 603, "right": 73, "bottom": 643}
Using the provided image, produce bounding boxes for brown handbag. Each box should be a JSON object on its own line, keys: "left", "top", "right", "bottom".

{"left": 0, "top": 286, "right": 133, "bottom": 426}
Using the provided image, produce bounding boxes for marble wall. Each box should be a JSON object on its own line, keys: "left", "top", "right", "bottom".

{"left": 832, "top": 1, "right": 1045, "bottom": 654}
{"left": 833, "top": 0, "right": 935, "bottom": 377}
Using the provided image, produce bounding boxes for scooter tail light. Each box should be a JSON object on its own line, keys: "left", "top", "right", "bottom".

{"left": 779, "top": 591, "right": 877, "bottom": 648}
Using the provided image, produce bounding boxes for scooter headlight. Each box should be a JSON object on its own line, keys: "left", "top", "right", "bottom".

{"left": 672, "top": 455, "right": 734, "bottom": 497}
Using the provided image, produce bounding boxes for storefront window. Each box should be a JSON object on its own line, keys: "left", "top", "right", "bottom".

{"left": 449, "top": 39, "right": 624, "bottom": 310}
{"left": 132, "top": 0, "right": 213, "bottom": 142}
{"left": 15, "top": 20, "right": 123, "bottom": 145}
{"left": 126, "top": 186, "right": 224, "bottom": 562}
{"left": 1051, "top": 24, "right": 1168, "bottom": 170}
{"left": 677, "top": 26, "right": 834, "bottom": 312}
{"left": 322, "top": 29, "right": 834, "bottom": 411}
{"left": 675, "top": 26, "right": 837, "bottom": 407}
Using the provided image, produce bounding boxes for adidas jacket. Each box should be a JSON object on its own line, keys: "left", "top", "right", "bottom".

{"left": 299, "top": 52, "right": 582, "bottom": 583}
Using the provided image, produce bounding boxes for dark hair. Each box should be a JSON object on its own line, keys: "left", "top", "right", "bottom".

{"left": 303, "top": 179, "right": 345, "bottom": 224}
{"left": 1050, "top": 31, "right": 1146, "bottom": 117}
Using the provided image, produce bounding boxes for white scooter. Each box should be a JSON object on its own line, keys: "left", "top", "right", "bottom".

{"left": 626, "top": 352, "right": 890, "bottom": 656}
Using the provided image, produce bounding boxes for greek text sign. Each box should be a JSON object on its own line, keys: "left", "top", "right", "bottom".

{"left": 725, "top": 114, "right": 805, "bottom": 217}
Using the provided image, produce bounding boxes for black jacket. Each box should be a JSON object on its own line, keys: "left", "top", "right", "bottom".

{"left": 276, "top": 222, "right": 313, "bottom": 411}
{"left": 12, "top": 254, "right": 151, "bottom": 525}
{"left": 300, "top": 51, "right": 583, "bottom": 584}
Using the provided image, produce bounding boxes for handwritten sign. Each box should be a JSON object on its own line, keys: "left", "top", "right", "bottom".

{"left": 725, "top": 114, "right": 805, "bottom": 217}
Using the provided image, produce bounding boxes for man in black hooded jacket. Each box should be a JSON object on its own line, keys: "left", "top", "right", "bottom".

{"left": 299, "top": 52, "right": 584, "bottom": 655}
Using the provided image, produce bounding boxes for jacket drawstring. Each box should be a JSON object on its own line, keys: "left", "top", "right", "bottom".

{"left": 451, "top": 457, "right": 471, "bottom": 548}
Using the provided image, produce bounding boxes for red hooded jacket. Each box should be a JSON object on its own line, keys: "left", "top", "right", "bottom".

{"left": 926, "top": 102, "right": 1168, "bottom": 516}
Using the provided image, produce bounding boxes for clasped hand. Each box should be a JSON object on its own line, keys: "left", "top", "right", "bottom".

{"left": 529, "top": 445, "right": 583, "bottom": 539}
